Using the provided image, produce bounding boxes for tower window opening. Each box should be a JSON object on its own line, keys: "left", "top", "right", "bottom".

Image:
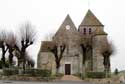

{"left": 89, "top": 28, "right": 92, "bottom": 34}
{"left": 83, "top": 28, "right": 86, "bottom": 35}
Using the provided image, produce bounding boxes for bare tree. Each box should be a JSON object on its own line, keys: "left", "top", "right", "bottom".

{"left": 18, "top": 22, "right": 36, "bottom": 70}
{"left": 49, "top": 43, "right": 66, "bottom": 74}
{"left": 0, "top": 30, "right": 8, "bottom": 67}
{"left": 80, "top": 36, "right": 92, "bottom": 65}
{"left": 101, "top": 41, "right": 114, "bottom": 77}
{"left": 80, "top": 35, "right": 92, "bottom": 79}
{"left": 43, "top": 32, "right": 66, "bottom": 74}
{"left": 5, "top": 31, "right": 17, "bottom": 67}
{"left": 14, "top": 49, "right": 35, "bottom": 68}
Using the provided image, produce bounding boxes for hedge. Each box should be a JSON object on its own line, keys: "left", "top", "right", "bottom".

{"left": 24, "top": 69, "right": 51, "bottom": 77}
{"left": 3, "top": 68, "right": 18, "bottom": 76}
{"left": 3, "top": 68, "right": 51, "bottom": 77}
{"left": 86, "top": 72, "right": 105, "bottom": 78}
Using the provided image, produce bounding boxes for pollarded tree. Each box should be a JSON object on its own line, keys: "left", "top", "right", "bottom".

{"left": 5, "top": 31, "right": 17, "bottom": 66}
{"left": 44, "top": 33, "right": 66, "bottom": 74}
{"left": 17, "top": 22, "right": 36, "bottom": 70}
{"left": 0, "top": 30, "right": 8, "bottom": 67}
{"left": 80, "top": 36, "right": 92, "bottom": 66}
{"left": 101, "top": 41, "right": 115, "bottom": 77}
{"left": 49, "top": 44, "right": 66, "bottom": 74}
{"left": 80, "top": 35, "right": 93, "bottom": 79}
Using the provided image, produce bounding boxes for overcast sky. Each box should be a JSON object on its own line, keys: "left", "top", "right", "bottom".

{"left": 0, "top": 0, "right": 124, "bottom": 71}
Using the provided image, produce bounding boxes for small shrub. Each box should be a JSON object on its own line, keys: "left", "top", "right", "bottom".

{"left": 24, "top": 69, "right": 51, "bottom": 77}
{"left": 24, "top": 69, "right": 37, "bottom": 76}
{"left": 114, "top": 68, "right": 119, "bottom": 75}
{"left": 86, "top": 72, "right": 105, "bottom": 78}
{"left": 37, "top": 69, "right": 51, "bottom": 77}
{"left": 3, "top": 68, "right": 18, "bottom": 76}
{"left": 4, "top": 61, "right": 9, "bottom": 68}
{"left": 0, "top": 60, "right": 9, "bottom": 69}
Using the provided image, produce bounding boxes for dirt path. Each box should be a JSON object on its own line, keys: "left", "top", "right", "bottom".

{"left": 61, "top": 75, "right": 83, "bottom": 81}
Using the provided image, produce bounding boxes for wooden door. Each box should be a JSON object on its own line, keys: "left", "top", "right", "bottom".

{"left": 65, "top": 64, "right": 71, "bottom": 75}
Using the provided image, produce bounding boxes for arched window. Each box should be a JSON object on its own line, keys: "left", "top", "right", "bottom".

{"left": 83, "top": 28, "right": 86, "bottom": 35}
{"left": 89, "top": 28, "right": 92, "bottom": 34}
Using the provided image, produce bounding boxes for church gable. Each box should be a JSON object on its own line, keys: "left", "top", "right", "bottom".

{"left": 53, "top": 14, "right": 80, "bottom": 42}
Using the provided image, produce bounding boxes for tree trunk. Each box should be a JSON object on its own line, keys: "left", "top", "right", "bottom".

{"left": 56, "top": 61, "right": 60, "bottom": 74}
{"left": 82, "top": 49, "right": 86, "bottom": 79}
{"left": 17, "top": 57, "right": 21, "bottom": 67}
{"left": 9, "top": 54, "right": 13, "bottom": 67}
{"left": 82, "top": 64, "right": 86, "bottom": 79}
{"left": 21, "top": 48, "right": 26, "bottom": 71}
{"left": 9, "top": 50, "right": 13, "bottom": 67}
{"left": 107, "top": 57, "right": 111, "bottom": 77}
{"left": 105, "top": 65, "right": 110, "bottom": 78}
{"left": 23, "top": 59, "right": 26, "bottom": 72}
{"left": 104, "top": 56, "right": 111, "bottom": 78}
{"left": 56, "top": 68, "right": 59, "bottom": 74}
{"left": 22, "top": 54, "right": 26, "bottom": 72}
{"left": 1, "top": 51, "right": 6, "bottom": 68}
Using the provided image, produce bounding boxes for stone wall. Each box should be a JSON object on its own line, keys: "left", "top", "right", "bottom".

{"left": 37, "top": 52, "right": 56, "bottom": 74}
{"left": 92, "top": 35, "right": 108, "bottom": 72}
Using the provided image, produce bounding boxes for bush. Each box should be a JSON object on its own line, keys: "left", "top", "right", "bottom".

{"left": 37, "top": 69, "right": 51, "bottom": 77}
{"left": 24, "top": 68, "right": 37, "bottom": 76}
{"left": 0, "top": 60, "right": 9, "bottom": 69}
{"left": 114, "top": 68, "right": 119, "bottom": 75}
{"left": 86, "top": 72, "right": 105, "bottom": 78}
{"left": 3, "top": 68, "right": 51, "bottom": 77}
{"left": 24, "top": 69, "right": 51, "bottom": 77}
{"left": 3, "top": 68, "right": 18, "bottom": 76}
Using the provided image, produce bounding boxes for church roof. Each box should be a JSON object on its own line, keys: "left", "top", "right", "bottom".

{"left": 80, "top": 10, "right": 103, "bottom": 26}
{"left": 54, "top": 14, "right": 78, "bottom": 37}
{"left": 40, "top": 41, "right": 55, "bottom": 52}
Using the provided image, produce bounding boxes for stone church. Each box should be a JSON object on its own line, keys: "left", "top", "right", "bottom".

{"left": 37, "top": 10, "right": 108, "bottom": 75}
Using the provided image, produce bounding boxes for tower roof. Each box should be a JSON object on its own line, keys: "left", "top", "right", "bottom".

{"left": 80, "top": 10, "right": 103, "bottom": 26}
